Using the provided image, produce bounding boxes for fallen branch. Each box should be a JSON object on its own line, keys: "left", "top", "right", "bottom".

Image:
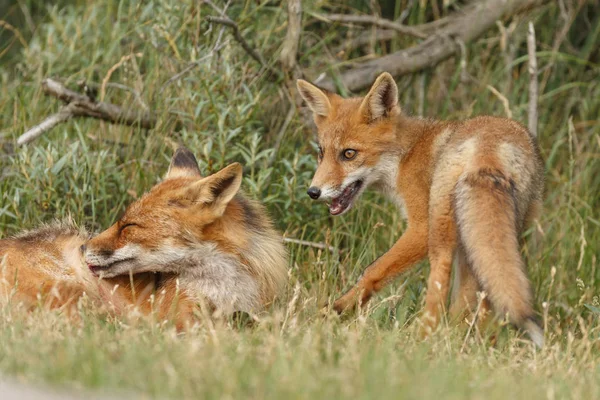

{"left": 319, "top": 13, "right": 427, "bottom": 39}
{"left": 332, "top": 1, "right": 468, "bottom": 55}
{"left": 527, "top": 21, "right": 538, "bottom": 137}
{"left": 18, "top": 78, "right": 156, "bottom": 146}
{"left": 316, "top": 0, "right": 550, "bottom": 92}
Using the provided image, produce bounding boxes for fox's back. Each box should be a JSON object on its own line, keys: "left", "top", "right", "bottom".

{"left": 429, "top": 115, "right": 544, "bottom": 227}
{"left": 0, "top": 222, "right": 88, "bottom": 307}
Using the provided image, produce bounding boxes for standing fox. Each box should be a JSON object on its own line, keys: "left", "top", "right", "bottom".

{"left": 0, "top": 148, "right": 288, "bottom": 326}
{"left": 297, "top": 72, "right": 545, "bottom": 347}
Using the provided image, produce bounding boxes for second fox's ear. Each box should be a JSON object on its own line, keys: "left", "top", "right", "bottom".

{"left": 179, "top": 163, "right": 243, "bottom": 216}
{"left": 296, "top": 79, "right": 331, "bottom": 117}
{"left": 359, "top": 72, "right": 400, "bottom": 122}
{"left": 166, "top": 147, "right": 202, "bottom": 179}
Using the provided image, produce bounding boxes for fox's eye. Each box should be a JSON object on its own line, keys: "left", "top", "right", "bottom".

{"left": 342, "top": 149, "right": 357, "bottom": 160}
{"left": 318, "top": 146, "right": 324, "bottom": 160}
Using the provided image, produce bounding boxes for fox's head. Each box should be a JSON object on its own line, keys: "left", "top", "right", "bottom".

{"left": 85, "top": 148, "right": 243, "bottom": 277}
{"left": 297, "top": 72, "right": 403, "bottom": 215}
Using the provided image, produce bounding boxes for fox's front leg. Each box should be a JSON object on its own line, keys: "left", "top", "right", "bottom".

{"left": 333, "top": 227, "right": 428, "bottom": 313}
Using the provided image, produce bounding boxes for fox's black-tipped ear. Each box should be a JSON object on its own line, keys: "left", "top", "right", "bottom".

{"left": 166, "top": 147, "right": 202, "bottom": 179}
{"left": 296, "top": 79, "right": 331, "bottom": 117}
{"left": 359, "top": 72, "right": 400, "bottom": 122}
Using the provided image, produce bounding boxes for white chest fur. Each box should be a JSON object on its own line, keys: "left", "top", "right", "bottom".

{"left": 178, "top": 243, "right": 260, "bottom": 314}
{"left": 372, "top": 155, "right": 407, "bottom": 219}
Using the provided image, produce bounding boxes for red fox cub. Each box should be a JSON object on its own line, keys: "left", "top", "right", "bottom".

{"left": 0, "top": 148, "right": 288, "bottom": 326}
{"left": 297, "top": 72, "right": 545, "bottom": 347}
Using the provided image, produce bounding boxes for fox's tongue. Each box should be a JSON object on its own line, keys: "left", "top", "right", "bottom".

{"left": 329, "top": 180, "right": 362, "bottom": 216}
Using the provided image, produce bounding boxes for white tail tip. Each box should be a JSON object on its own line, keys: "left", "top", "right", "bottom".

{"left": 524, "top": 319, "right": 544, "bottom": 348}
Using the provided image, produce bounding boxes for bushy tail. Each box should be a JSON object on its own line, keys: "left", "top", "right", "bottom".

{"left": 454, "top": 168, "right": 543, "bottom": 348}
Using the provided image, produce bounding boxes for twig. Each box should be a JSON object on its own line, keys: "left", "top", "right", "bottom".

{"left": 280, "top": 0, "right": 303, "bottom": 71}
{"left": 76, "top": 79, "right": 148, "bottom": 110}
{"left": 319, "top": 13, "right": 427, "bottom": 39}
{"left": 398, "top": 0, "right": 415, "bottom": 24}
{"left": 0, "top": 20, "right": 28, "bottom": 58}
{"left": 18, "top": 78, "right": 156, "bottom": 146}
{"left": 283, "top": 237, "right": 339, "bottom": 254}
{"left": 17, "top": 104, "right": 78, "bottom": 146}
{"left": 486, "top": 85, "right": 513, "bottom": 119}
{"left": 206, "top": 16, "right": 274, "bottom": 73}
{"left": 100, "top": 53, "right": 142, "bottom": 102}
{"left": 527, "top": 21, "right": 538, "bottom": 137}
{"left": 316, "top": 0, "right": 551, "bottom": 92}
{"left": 0, "top": 20, "right": 27, "bottom": 47}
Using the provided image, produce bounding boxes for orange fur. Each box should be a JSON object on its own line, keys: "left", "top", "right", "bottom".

{"left": 0, "top": 148, "right": 288, "bottom": 327}
{"left": 298, "top": 73, "right": 545, "bottom": 347}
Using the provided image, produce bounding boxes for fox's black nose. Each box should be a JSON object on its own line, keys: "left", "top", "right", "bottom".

{"left": 307, "top": 187, "right": 321, "bottom": 200}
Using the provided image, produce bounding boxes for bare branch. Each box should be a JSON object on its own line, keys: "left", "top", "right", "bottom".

{"left": 283, "top": 237, "right": 339, "bottom": 255}
{"left": 17, "top": 78, "right": 156, "bottom": 146}
{"left": 527, "top": 22, "right": 538, "bottom": 137}
{"left": 76, "top": 79, "right": 148, "bottom": 110}
{"left": 316, "top": 0, "right": 550, "bottom": 92}
{"left": 280, "top": 0, "right": 303, "bottom": 71}
{"left": 319, "top": 13, "right": 427, "bottom": 39}
{"left": 486, "top": 85, "right": 513, "bottom": 119}
{"left": 18, "top": 104, "right": 77, "bottom": 146}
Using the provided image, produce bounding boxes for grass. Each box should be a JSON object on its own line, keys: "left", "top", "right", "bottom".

{"left": 1, "top": 0, "right": 599, "bottom": 398}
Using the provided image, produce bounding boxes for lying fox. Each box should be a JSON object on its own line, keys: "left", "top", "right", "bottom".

{"left": 297, "top": 72, "right": 545, "bottom": 347}
{"left": 0, "top": 148, "right": 288, "bottom": 326}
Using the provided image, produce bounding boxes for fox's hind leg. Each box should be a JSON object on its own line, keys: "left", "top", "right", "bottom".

{"left": 449, "top": 249, "right": 491, "bottom": 324}
{"left": 421, "top": 190, "right": 458, "bottom": 336}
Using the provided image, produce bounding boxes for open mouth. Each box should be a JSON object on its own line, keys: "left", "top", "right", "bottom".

{"left": 87, "top": 258, "right": 134, "bottom": 276}
{"left": 329, "top": 180, "right": 363, "bottom": 216}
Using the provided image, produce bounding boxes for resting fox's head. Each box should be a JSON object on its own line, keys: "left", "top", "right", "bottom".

{"left": 297, "top": 72, "right": 402, "bottom": 215}
{"left": 85, "top": 148, "right": 243, "bottom": 277}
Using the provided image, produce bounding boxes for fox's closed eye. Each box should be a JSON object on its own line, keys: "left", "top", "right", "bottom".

{"left": 119, "top": 223, "right": 138, "bottom": 233}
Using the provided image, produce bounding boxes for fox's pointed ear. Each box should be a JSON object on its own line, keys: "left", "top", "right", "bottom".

{"left": 296, "top": 79, "right": 331, "bottom": 117}
{"left": 180, "top": 163, "right": 243, "bottom": 216}
{"left": 359, "top": 72, "right": 400, "bottom": 122}
{"left": 166, "top": 147, "right": 202, "bottom": 179}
